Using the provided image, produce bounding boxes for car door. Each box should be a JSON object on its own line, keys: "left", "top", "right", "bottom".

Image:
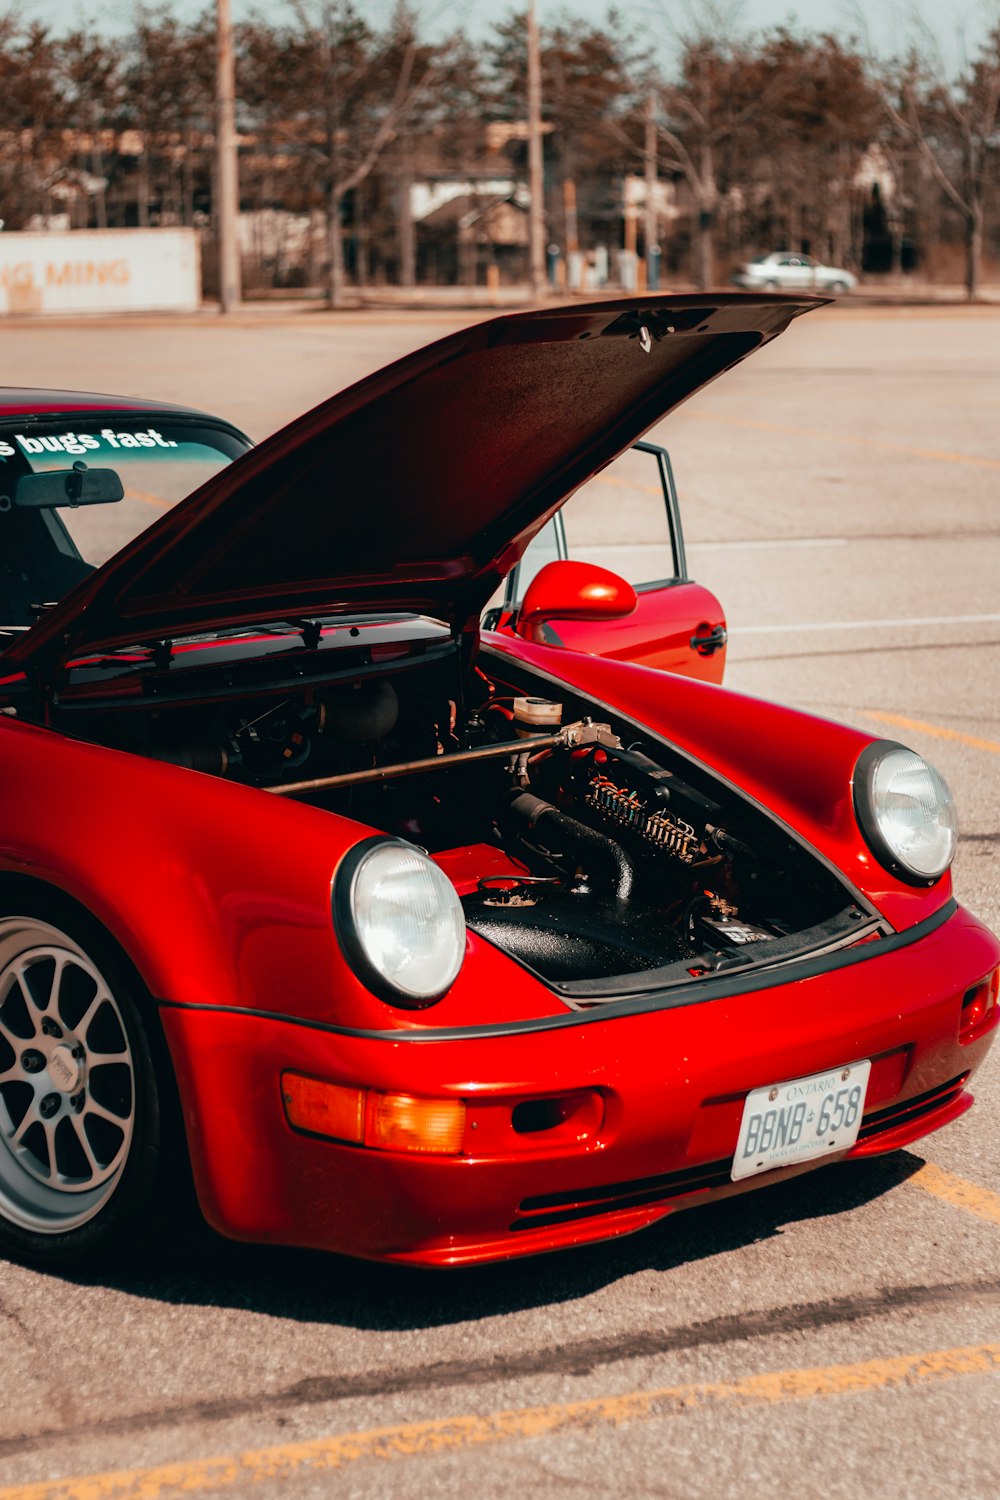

{"left": 485, "top": 442, "right": 728, "bottom": 683}
{"left": 773, "top": 252, "right": 803, "bottom": 283}
{"left": 775, "top": 256, "right": 810, "bottom": 288}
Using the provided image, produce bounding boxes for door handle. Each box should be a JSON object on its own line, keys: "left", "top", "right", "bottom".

{"left": 690, "top": 624, "right": 728, "bottom": 654}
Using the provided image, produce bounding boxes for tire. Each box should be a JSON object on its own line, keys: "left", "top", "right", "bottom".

{"left": 763, "top": 280, "right": 779, "bottom": 291}
{"left": 0, "top": 904, "right": 174, "bottom": 1269}
{"left": 829, "top": 280, "right": 849, "bottom": 294}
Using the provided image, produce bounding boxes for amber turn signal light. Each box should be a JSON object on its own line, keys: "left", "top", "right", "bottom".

{"left": 959, "top": 967, "right": 1000, "bottom": 1044}
{"left": 282, "top": 1073, "right": 466, "bottom": 1155}
{"left": 366, "top": 1092, "right": 467, "bottom": 1155}
{"left": 282, "top": 1073, "right": 365, "bottom": 1144}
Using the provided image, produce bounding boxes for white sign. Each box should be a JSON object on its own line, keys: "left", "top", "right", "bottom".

{"left": 0, "top": 229, "right": 200, "bottom": 316}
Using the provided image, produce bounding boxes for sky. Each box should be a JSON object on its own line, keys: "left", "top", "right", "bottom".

{"left": 15, "top": 0, "right": 997, "bottom": 72}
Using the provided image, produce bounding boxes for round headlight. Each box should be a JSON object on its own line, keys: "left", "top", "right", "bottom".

{"left": 853, "top": 742, "right": 957, "bottom": 884}
{"left": 335, "top": 839, "right": 466, "bottom": 1006}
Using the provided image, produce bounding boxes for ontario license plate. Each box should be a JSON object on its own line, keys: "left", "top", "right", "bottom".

{"left": 731, "top": 1060, "right": 872, "bottom": 1181}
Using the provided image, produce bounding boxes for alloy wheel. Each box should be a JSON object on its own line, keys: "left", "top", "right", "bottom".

{"left": 0, "top": 918, "right": 135, "bottom": 1233}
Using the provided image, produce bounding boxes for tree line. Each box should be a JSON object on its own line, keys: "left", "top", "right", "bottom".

{"left": 0, "top": 3, "right": 997, "bottom": 301}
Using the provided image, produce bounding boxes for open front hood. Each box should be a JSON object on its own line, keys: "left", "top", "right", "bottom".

{"left": 7, "top": 294, "right": 823, "bottom": 676}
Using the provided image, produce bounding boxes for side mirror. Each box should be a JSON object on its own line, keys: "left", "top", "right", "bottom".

{"left": 515, "top": 560, "right": 637, "bottom": 644}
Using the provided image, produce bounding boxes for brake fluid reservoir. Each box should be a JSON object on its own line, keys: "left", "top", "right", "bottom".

{"left": 513, "top": 696, "right": 563, "bottom": 737}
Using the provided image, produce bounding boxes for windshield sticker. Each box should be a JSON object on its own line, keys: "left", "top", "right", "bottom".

{"left": 0, "top": 428, "right": 180, "bottom": 460}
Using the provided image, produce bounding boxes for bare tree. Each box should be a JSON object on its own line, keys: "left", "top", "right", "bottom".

{"left": 739, "top": 31, "right": 881, "bottom": 270}
{"left": 852, "top": 1, "right": 1000, "bottom": 297}
{"left": 280, "top": 1, "right": 437, "bottom": 306}
{"left": 59, "top": 32, "right": 122, "bottom": 229}
{"left": 0, "top": 17, "right": 65, "bottom": 228}
{"left": 878, "top": 32, "right": 1000, "bottom": 297}
{"left": 644, "top": 3, "right": 803, "bottom": 288}
{"left": 120, "top": 7, "right": 214, "bottom": 229}
{"left": 485, "top": 10, "right": 639, "bottom": 271}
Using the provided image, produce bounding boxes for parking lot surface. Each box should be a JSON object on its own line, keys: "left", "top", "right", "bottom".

{"left": 0, "top": 302, "right": 998, "bottom": 1500}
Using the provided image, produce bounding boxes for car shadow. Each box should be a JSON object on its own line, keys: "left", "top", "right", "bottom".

{"left": 67, "top": 1149, "right": 927, "bottom": 1332}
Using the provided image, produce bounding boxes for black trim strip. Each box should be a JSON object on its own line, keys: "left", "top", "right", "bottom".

{"left": 517, "top": 1159, "right": 732, "bottom": 1217}
{"left": 856, "top": 1072, "right": 968, "bottom": 1139}
{"left": 154, "top": 897, "right": 958, "bottom": 1044}
{"left": 0, "top": 410, "right": 251, "bottom": 444}
{"left": 541, "top": 909, "right": 884, "bottom": 1004}
{"left": 55, "top": 634, "right": 457, "bottom": 713}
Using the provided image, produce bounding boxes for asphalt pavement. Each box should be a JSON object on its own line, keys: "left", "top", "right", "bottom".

{"left": 1, "top": 302, "right": 999, "bottom": 1500}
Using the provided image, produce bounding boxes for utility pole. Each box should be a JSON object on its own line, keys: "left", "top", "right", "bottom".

{"left": 398, "top": 130, "right": 415, "bottom": 288}
{"left": 527, "top": 0, "right": 546, "bottom": 299}
{"left": 644, "top": 89, "right": 660, "bottom": 290}
{"left": 563, "top": 177, "right": 578, "bottom": 257}
{"left": 216, "top": 0, "right": 241, "bottom": 312}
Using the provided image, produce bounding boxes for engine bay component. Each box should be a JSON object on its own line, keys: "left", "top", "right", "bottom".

{"left": 463, "top": 883, "right": 688, "bottom": 980}
{"left": 584, "top": 774, "right": 704, "bottom": 863}
{"left": 151, "top": 742, "right": 230, "bottom": 776}
{"left": 689, "top": 888, "right": 777, "bottom": 952}
{"left": 149, "top": 683, "right": 401, "bottom": 784}
{"left": 324, "top": 679, "right": 400, "bottom": 744}
{"left": 506, "top": 790, "right": 636, "bottom": 904}
{"left": 477, "top": 876, "right": 561, "bottom": 907}
{"left": 266, "top": 717, "right": 622, "bottom": 797}
{"left": 513, "top": 696, "right": 562, "bottom": 735}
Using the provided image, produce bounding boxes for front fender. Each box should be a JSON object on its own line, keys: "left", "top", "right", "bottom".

{"left": 0, "top": 717, "right": 349, "bottom": 1018}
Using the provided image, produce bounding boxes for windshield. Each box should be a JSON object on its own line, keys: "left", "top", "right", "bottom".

{"left": 0, "top": 414, "right": 249, "bottom": 634}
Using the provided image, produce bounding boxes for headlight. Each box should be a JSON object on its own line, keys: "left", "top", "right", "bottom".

{"left": 853, "top": 742, "right": 957, "bottom": 885}
{"left": 335, "top": 839, "right": 466, "bottom": 1006}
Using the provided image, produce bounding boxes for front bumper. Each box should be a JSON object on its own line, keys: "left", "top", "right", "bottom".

{"left": 161, "top": 905, "right": 1000, "bottom": 1266}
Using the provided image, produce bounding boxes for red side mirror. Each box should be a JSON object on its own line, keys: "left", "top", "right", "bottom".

{"left": 515, "top": 560, "right": 637, "bottom": 644}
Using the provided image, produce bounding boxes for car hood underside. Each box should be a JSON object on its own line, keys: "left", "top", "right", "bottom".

{"left": 6, "top": 293, "right": 823, "bottom": 675}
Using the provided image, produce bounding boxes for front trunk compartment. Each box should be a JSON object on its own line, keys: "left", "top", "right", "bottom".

{"left": 40, "top": 633, "right": 877, "bottom": 1004}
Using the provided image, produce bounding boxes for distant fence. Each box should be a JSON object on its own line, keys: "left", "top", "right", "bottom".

{"left": 0, "top": 229, "right": 200, "bottom": 316}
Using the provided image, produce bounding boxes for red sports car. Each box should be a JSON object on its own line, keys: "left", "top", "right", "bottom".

{"left": 0, "top": 295, "right": 995, "bottom": 1270}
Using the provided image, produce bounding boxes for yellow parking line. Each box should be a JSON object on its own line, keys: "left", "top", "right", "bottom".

{"left": 3, "top": 1345, "right": 1000, "bottom": 1500}
{"left": 908, "top": 1163, "right": 1000, "bottom": 1228}
{"left": 859, "top": 708, "right": 1000, "bottom": 756}
{"left": 592, "top": 473, "right": 664, "bottom": 497}
{"left": 126, "top": 485, "right": 170, "bottom": 510}
{"left": 690, "top": 411, "right": 1000, "bottom": 471}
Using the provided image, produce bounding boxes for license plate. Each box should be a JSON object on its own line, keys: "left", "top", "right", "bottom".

{"left": 731, "top": 1060, "right": 872, "bottom": 1181}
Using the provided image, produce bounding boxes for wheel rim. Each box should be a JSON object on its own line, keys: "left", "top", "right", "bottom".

{"left": 0, "top": 919, "right": 135, "bottom": 1234}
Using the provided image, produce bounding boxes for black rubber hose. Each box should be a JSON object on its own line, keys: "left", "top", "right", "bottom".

{"left": 506, "top": 790, "right": 636, "bottom": 904}
{"left": 150, "top": 743, "right": 229, "bottom": 775}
